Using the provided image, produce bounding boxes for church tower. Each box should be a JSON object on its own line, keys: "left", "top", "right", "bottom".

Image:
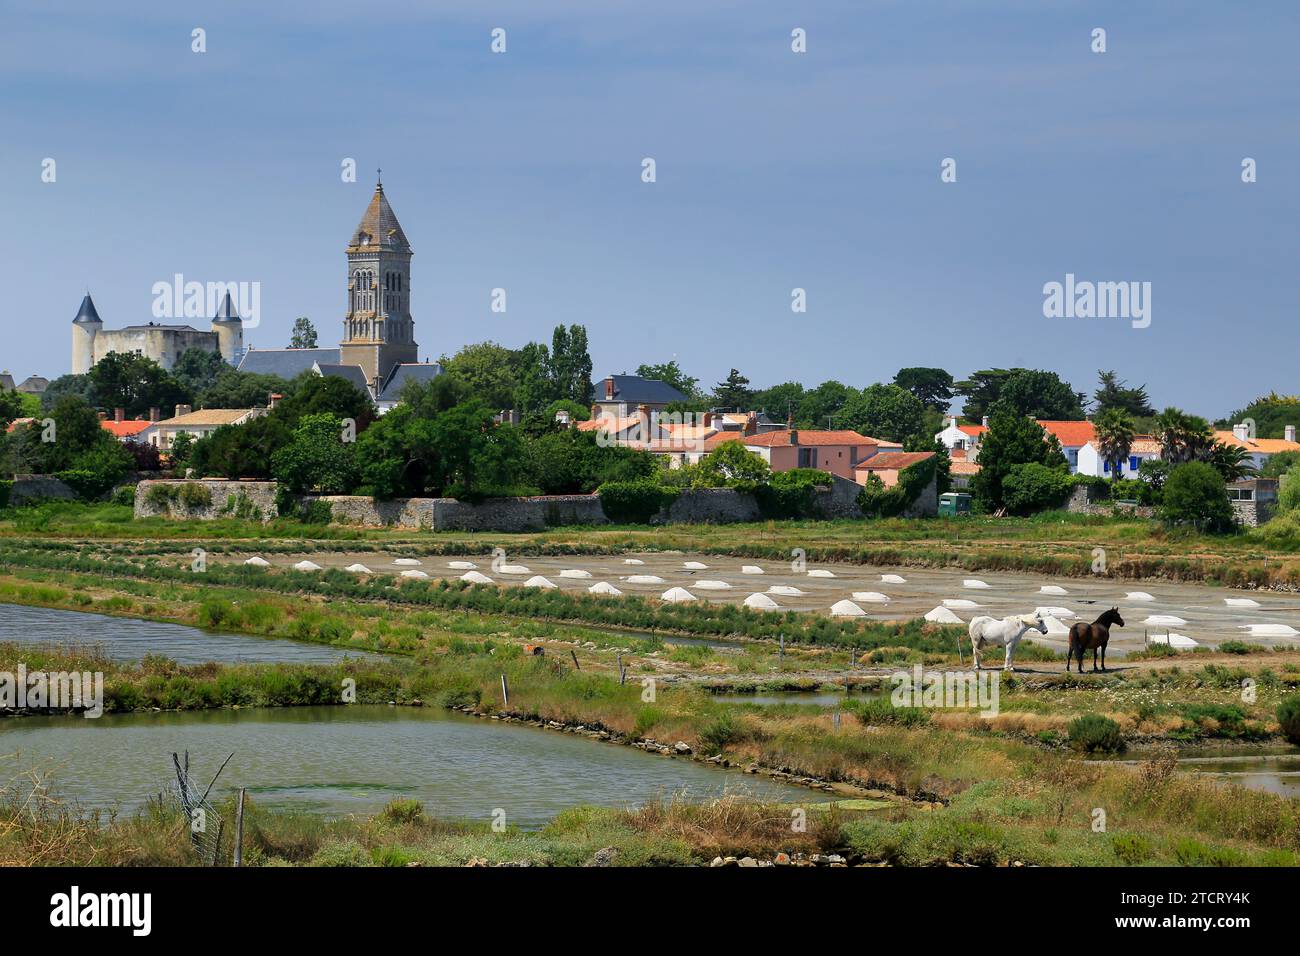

{"left": 339, "top": 175, "right": 419, "bottom": 386}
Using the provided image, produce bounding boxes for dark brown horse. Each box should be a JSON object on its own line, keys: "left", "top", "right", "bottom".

{"left": 1066, "top": 607, "right": 1124, "bottom": 672}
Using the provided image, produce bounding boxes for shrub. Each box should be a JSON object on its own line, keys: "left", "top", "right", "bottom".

{"left": 858, "top": 456, "right": 937, "bottom": 518}
{"left": 598, "top": 480, "right": 679, "bottom": 524}
{"left": 0, "top": 479, "right": 10, "bottom": 509}
{"left": 1002, "top": 462, "right": 1073, "bottom": 515}
{"left": 1216, "top": 640, "right": 1263, "bottom": 655}
{"left": 178, "top": 482, "right": 212, "bottom": 510}
{"left": 1112, "top": 833, "right": 1153, "bottom": 865}
{"left": 1277, "top": 695, "right": 1300, "bottom": 745}
{"left": 1066, "top": 713, "right": 1123, "bottom": 753}
{"left": 697, "top": 713, "right": 742, "bottom": 754}
{"left": 1160, "top": 461, "right": 1234, "bottom": 532}
{"left": 381, "top": 798, "right": 424, "bottom": 824}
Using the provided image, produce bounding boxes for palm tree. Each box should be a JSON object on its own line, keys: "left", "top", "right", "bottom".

{"left": 1207, "top": 441, "right": 1256, "bottom": 482}
{"left": 1094, "top": 408, "right": 1136, "bottom": 481}
{"left": 1155, "top": 407, "right": 1214, "bottom": 466}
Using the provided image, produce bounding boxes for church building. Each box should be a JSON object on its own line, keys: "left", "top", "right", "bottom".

{"left": 237, "top": 176, "right": 441, "bottom": 407}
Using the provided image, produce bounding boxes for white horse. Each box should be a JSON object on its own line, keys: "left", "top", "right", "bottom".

{"left": 968, "top": 613, "right": 1048, "bottom": 672}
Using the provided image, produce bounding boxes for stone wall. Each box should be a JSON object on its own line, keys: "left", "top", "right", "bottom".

{"left": 312, "top": 493, "right": 608, "bottom": 531}
{"left": 655, "top": 488, "right": 762, "bottom": 524}
{"left": 9, "top": 475, "right": 78, "bottom": 506}
{"left": 812, "top": 474, "right": 871, "bottom": 519}
{"left": 134, "top": 480, "right": 279, "bottom": 521}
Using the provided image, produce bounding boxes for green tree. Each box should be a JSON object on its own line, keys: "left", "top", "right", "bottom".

{"left": 198, "top": 370, "right": 290, "bottom": 409}
{"left": 996, "top": 369, "right": 1085, "bottom": 420}
{"left": 87, "top": 352, "right": 191, "bottom": 418}
{"left": 1206, "top": 441, "right": 1256, "bottom": 482}
{"left": 1155, "top": 407, "right": 1214, "bottom": 466}
{"left": 712, "top": 369, "right": 754, "bottom": 409}
{"left": 1160, "top": 461, "right": 1234, "bottom": 532}
{"left": 751, "top": 381, "right": 805, "bottom": 423}
{"left": 1221, "top": 392, "right": 1300, "bottom": 439}
{"left": 841, "top": 383, "right": 925, "bottom": 442}
{"left": 0, "top": 388, "right": 24, "bottom": 427}
{"left": 275, "top": 373, "right": 375, "bottom": 431}
{"left": 1094, "top": 408, "right": 1136, "bottom": 482}
{"left": 635, "top": 361, "right": 699, "bottom": 399}
{"left": 694, "top": 439, "right": 770, "bottom": 487}
{"left": 513, "top": 342, "right": 558, "bottom": 415}
{"left": 271, "top": 413, "right": 360, "bottom": 494}
{"left": 970, "top": 409, "right": 1066, "bottom": 511}
{"left": 893, "top": 367, "right": 954, "bottom": 412}
{"left": 550, "top": 325, "right": 594, "bottom": 405}
{"left": 1094, "top": 370, "right": 1154, "bottom": 418}
{"left": 39, "top": 374, "right": 93, "bottom": 411}
{"left": 1002, "top": 462, "right": 1073, "bottom": 515}
{"left": 441, "top": 341, "right": 518, "bottom": 410}
{"left": 173, "top": 348, "right": 229, "bottom": 397}
{"left": 798, "top": 380, "right": 852, "bottom": 429}
{"left": 955, "top": 369, "right": 1018, "bottom": 421}
{"left": 1260, "top": 450, "right": 1300, "bottom": 479}
{"left": 290, "top": 317, "right": 318, "bottom": 349}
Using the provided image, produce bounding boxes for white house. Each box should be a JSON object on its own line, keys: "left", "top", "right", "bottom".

{"left": 1075, "top": 437, "right": 1162, "bottom": 479}
{"left": 137, "top": 406, "right": 267, "bottom": 452}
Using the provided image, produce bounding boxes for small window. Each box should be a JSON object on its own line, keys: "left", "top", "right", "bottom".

{"left": 1104, "top": 460, "right": 1111, "bottom": 473}
{"left": 1129, "top": 455, "right": 1139, "bottom": 471}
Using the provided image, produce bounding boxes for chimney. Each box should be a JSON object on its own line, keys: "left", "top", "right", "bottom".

{"left": 174, "top": 404, "right": 191, "bottom": 418}
{"left": 149, "top": 407, "right": 160, "bottom": 423}
{"left": 1287, "top": 425, "right": 1296, "bottom": 444}
{"left": 114, "top": 408, "right": 125, "bottom": 423}
{"left": 269, "top": 393, "right": 282, "bottom": 410}
{"left": 604, "top": 376, "right": 615, "bottom": 400}
{"left": 789, "top": 429, "right": 798, "bottom": 445}
{"left": 1233, "top": 423, "right": 1249, "bottom": 441}
{"left": 745, "top": 411, "right": 757, "bottom": 435}
{"left": 97, "top": 411, "right": 107, "bottom": 421}
{"left": 555, "top": 409, "right": 571, "bottom": 426}
{"left": 981, "top": 415, "right": 989, "bottom": 428}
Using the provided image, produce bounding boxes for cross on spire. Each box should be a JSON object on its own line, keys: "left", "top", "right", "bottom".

{"left": 376, "top": 167, "right": 383, "bottom": 191}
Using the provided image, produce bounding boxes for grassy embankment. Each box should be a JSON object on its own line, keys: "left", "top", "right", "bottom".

{"left": 4, "top": 501, "right": 1300, "bottom": 586}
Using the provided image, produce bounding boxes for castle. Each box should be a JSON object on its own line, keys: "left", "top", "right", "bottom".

{"left": 70, "top": 291, "right": 242, "bottom": 374}
{"left": 71, "top": 177, "right": 438, "bottom": 406}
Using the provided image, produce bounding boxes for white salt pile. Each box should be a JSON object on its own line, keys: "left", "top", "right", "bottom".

{"left": 400, "top": 569, "right": 429, "bottom": 579}
{"left": 924, "top": 606, "right": 963, "bottom": 624}
{"left": 344, "top": 564, "right": 372, "bottom": 574}
{"left": 661, "top": 587, "right": 697, "bottom": 603}
{"left": 808, "top": 569, "right": 835, "bottom": 578}
{"left": 1040, "top": 616, "right": 1071, "bottom": 635}
{"left": 743, "top": 593, "right": 779, "bottom": 609}
{"left": 627, "top": 575, "right": 666, "bottom": 585}
{"left": 589, "top": 582, "right": 623, "bottom": 596}
{"left": 1152, "top": 634, "right": 1198, "bottom": 648}
{"left": 293, "top": 561, "right": 321, "bottom": 571}
{"left": 943, "top": 599, "right": 981, "bottom": 609}
{"left": 394, "top": 558, "right": 422, "bottom": 566}
{"left": 694, "top": 580, "right": 732, "bottom": 590}
{"left": 881, "top": 574, "right": 907, "bottom": 584}
{"left": 523, "top": 576, "right": 556, "bottom": 589}
{"left": 963, "top": 579, "right": 991, "bottom": 589}
{"left": 1143, "top": 615, "right": 1187, "bottom": 627}
{"left": 683, "top": 561, "right": 709, "bottom": 570}
{"left": 741, "top": 566, "right": 764, "bottom": 575}
{"left": 623, "top": 558, "right": 645, "bottom": 565}
{"left": 448, "top": 561, "right": 477, "bottom": 570}
{"left": 559, "top": 569, "right": 591, "bottom": 579}
{"left": 1240, "top": 624, "right": 1299, "bottom": 637}
{"left": 497, "top": 564, "right": 530, "bottom": 575}
{"left": 851, "top": 592, "right": 889, "bottom": 603}
{"left": 1039, "top": 585, "right": 1069, "bottom": 595}
{"left": 1035, "top": 606, "right": 1074, "bottom": 619}
{"left": 830, "top": 600, "right": 866, "bottom": 617}
{"left": 767, "top": 585, "right": 805, "bottom": 596}
{"left": 1126, "top": 592, "right": 1155, "bottom": 601}
{"left": 244, "top": 557, "right": 270, "bottom": 567}
{"left": 460, "top": 571, "right": 493, "bottom": 584}
{"left": 1224, "top": 598, "right": 1260, "bottom": 608}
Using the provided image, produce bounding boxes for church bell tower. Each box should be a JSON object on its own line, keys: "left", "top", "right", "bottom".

{"left": 339, "top": 173, "right": 419, "bottom": 385}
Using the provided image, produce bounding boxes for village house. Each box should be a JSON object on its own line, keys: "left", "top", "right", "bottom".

{"left": 99, "top": 408, "right": 153, "bottom": 442}
{"left": 1213, "top": 423, "right": 1300, "bottom": 472}
{"left": 727, "top": 429, "right": 883, "bottom": 480}
{"left": 590, "top": 374, "right": 688, "bottom": 419}
{"left": 137, "top": 405, "right": 268, "bottom": 452}
{"left": 853, "top": 450, "right": 937, "bottom": 487}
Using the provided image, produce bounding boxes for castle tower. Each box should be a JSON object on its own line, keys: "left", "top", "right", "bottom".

{"left": 71, "top": 293, "right": 102, "bottom": 374}
{"left": 339, "top": 174, "right": 418, "bottom": 385}
{"left": 211, "top": 291, "right": 244, "bottom": 365}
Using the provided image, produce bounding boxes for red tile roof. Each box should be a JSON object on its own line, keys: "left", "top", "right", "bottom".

{"left": 101, "top": 420, "right": 152, "bottom": 438}
{"left": 854, "top": 451, "right": 936, "bottom": 471}
{"left": 1037, "top": 420, "right": 1095, "bottom": 447}
{"left": 958, "top": 424, "right": 987, "bottom": 436}
{"left": 741, "top": 429, "right": 875, "bottom": 448}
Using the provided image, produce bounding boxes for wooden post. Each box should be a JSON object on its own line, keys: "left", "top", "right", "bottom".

{"left": 500, "top": 674, "right": 509, "bottom": 708}
{"left": 570, "top": 649, "right": 580, "bottom": 670}
{"left": 779, "top": 634, "right": 784, "bottom": 662}
{"left": 233, "top": 788, "right": 245, "bottom": 868}
{"left": 617, "top": 651, "right": 626, "bottom": 685}
{"left": 956, "top": 631, "right": 964, "bottom": 666}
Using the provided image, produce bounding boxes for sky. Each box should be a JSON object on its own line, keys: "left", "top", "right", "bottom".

{"left": 2, "top": 0, "right": 1297, "bottom": 419}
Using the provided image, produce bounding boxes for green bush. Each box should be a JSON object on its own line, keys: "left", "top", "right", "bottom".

{"left": 1066, "top": 713, "right": 1124, "bottom": 753}
{"left": 858, "top": 456, "right": 937, "bottom": 518}
{"left": 1002, "top": 462, "right": 1073, "bottom": 515}
{"left": 1112, "top": 833, "right": 1153, "bottom": 865}
{"left": 179, "top": 482, "right": 212, "bottom": 510}
{"left": 697, "top": 713, "right": 741, "bottom": 754}
{"left": 380, "top": 798, "right": 425, "bottom": 824}
{"left": 1277, "top": 695, "right": 1300, "bottom": 745}
{"left": 1160, "top": 461, "right": 1234, "bottom": 533}
{"left": 755, "top": 468, "right": 826, "bottom": 519}
{"left": 598, "top": 479, "right": 679, "bottom": 524}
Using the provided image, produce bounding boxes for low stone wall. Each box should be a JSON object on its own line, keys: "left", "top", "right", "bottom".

{"left": 812, "top": 474, "right": 872, "bottom": 520}
{"left": 312, "top": 493, "right": 608, "bottom": 531}
{"left": 9, "top": 475, "right": 78, "bottom": 506}
{"left": 1231, "top": 498, "right": 1276, "bottom": 528}
{"left": 656, "top": 488, "right": 762, "bottom": 524}
{"left": 135, "top": 480, "right": 279, "bottom": 522}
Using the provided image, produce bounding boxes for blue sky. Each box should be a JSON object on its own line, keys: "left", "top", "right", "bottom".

{"left": 2, "top": 0, "right": 1296, "bottom": 418}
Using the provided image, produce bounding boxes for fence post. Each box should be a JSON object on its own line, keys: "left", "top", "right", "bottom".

{"left": 501, "top": 674, "right": 510, "bottom": 708}
{"left": 233, "top": 788, "right": 245, "bottom": 868}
